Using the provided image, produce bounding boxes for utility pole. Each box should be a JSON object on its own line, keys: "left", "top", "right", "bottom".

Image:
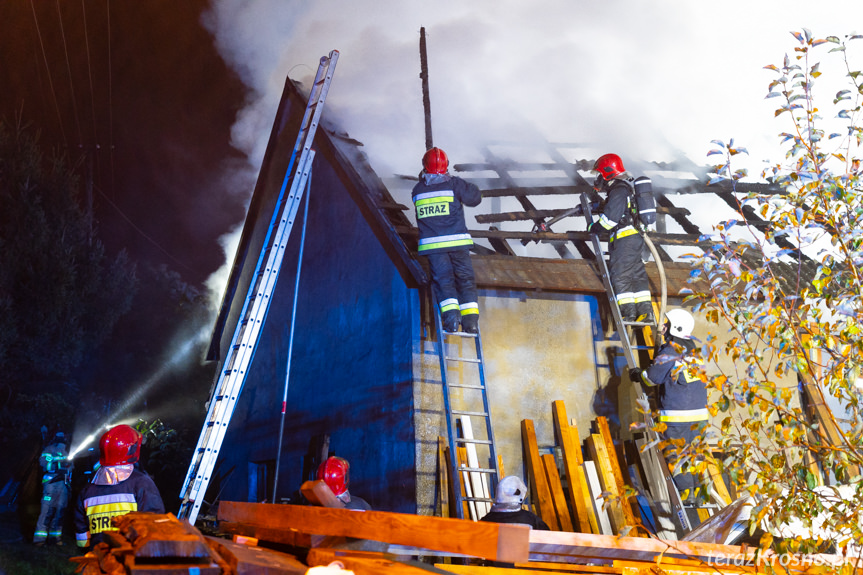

{"left": 419, "top": 27, "right": 433, "bottom": 150}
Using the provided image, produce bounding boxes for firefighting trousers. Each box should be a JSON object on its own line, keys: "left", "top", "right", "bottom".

{"left": 34, "top": 480, "right": 69, "bottom": 542}
{"left": 609, "top": 233, "right": 652, "bottom": 319}
{"left": 662, "top": 423, "right": 703, "bottom": 501}
{"left": 426, "top": 250, "right": 479, "bottom": 321}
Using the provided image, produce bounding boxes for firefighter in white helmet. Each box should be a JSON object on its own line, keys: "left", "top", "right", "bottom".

{"left": 479, "top": 475, "right": 549, "bottom": 530}
{"left": 629, "top": 308, "right": 706, "bottom": 502}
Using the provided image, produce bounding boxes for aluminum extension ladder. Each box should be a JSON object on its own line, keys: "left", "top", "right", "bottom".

{"left": 434, "top": 310, "right": 500, "bottom": 521}
{"left": 580, "top": 193, "right": 693, "bottom": 536}
{"left": 177, "top": 51, "right": 339, "bottom": 525}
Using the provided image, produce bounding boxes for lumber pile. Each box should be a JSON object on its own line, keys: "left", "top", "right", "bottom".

{"left": 514, "top": 400, "right": 665, "bottom": 538}
{"left": 70, "top": 506, "right": 861, "bottom": 574}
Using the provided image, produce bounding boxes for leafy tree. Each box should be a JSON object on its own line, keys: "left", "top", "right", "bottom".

{"left": 0, "top": 121, "right": 137, "bottom": 387}
{"left": 683, "top": 30, "right": 863, "bottom": 560}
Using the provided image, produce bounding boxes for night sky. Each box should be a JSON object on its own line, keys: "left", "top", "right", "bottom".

{"left": 1, "top": 1, "right": 248, "bottom": 288}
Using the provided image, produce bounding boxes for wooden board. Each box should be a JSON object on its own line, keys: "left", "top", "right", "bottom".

{"left": 586, "top": 434, "right": 626, "bottom": 534}
{"left": 594, "top": 417, "right": 640, "bottom": 535}
{"left": 301, "top": 480, "right": 345, "bottom": 508}
{"left": 541, "top": 453, "right": 574, "bottom": 532}
{"left": 583, "top": 461, "right": 613, "bottom": 535}
{"left": 307, "top": 548, "right": 442, "bottom": 574}
{"left": 527, "top": 529, "right": 860, "bottom": 571}
{"left": 205, "top": 535, "right": 307, "bottom": 574}
{"left": 217, "top": 502, "right": 531, "bottom": 563}
{"left": 521, "top": 419, "right": 561, "bottom": 531}
{"left": 438, "top": 436, "right": 450, "bottom": 518}
{"left": 551, "top": 400, "right": 596, "bottom": 534}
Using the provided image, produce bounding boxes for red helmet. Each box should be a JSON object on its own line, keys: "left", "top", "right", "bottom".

{"left": 99, "top": 424, "right": 142, "bottom": 466}
{"left": 422, "top": 147, "right": 449, "bottom": 174}
{"left": 316, "top": 456, "right": 349, "bottom": 496}
{"left": 593, "top": 153, "right": 625, "bottom": 181}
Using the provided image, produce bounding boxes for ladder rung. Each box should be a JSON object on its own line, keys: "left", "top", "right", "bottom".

{"left": 447, "top": 383, "right": 484, "bottom": 390}
{"left": 463, "top": 497, "right": 494, "bottom": 503}
{"left": 456, "top": 438, "right": 492, "bottom": 445}
{"left": 451, "top": 410, "right": 488, "bottom": 417}
{"left": 443, "top": 331, "right": 478, "bottom": 338}
{"left": 456, "top": 466, "right": 496, "bottom": 474}
{"left": 444, "top": 356, "right": 481, "bottom": 364}
{"left": 623, "top": 320, "right": 655, "bottom": 327}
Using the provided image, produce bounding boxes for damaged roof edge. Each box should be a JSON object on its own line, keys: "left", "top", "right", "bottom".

{"left": 206, "top": 75, "right": 426, "bottom": 361}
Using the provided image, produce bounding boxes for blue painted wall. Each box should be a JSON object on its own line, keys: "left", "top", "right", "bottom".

{"left": 213, "top": 154, "right": 419, "bottom": 513}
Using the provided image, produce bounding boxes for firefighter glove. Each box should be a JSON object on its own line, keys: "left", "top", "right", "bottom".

{"left": 629, "top": 368, "right": 643, "bottom": 383}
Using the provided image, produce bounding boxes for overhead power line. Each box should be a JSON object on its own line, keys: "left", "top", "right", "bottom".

{"left": 56, "top": 0, "right": 83, "bottom": 146}
{"left": 30, "top": 0, "right": 67, "bottom": 146}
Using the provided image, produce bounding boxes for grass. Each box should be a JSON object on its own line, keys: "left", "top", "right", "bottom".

{"left": 0, "top": 510, "right": 78, "bottom": 575}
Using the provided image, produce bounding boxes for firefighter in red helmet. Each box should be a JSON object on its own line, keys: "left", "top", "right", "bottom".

{"left": 589, "top": 153, "right": 655, "bottom": 323}
{"left": 316, "top": 456, "right": 371, "bottom": 510}
{"left": 73, "top": 424, "right": 165, "bottom": 548}
{"left": 412, "top": 147, "right": 483, "bottom": 334}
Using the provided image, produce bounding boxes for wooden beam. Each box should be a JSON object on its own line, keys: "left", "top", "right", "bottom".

{"left": 204, "top": 535, "right": 307, "bottom": 575}
{"left": 307, "top": 548, "right": 439, "bottom": 574}
{"left": 551, "top": 400, "right": 596, "bottom": 534}
{"left": 217, "top": 502, "right": 531, "bottom": 563}
{"left": 586, "top": 434, "right": 626, "bottom": 534}
{"left": 521, "top": 420, "right": 561, "bottom": 531}
{"left": 594, "top": 418, "right": 641, "bottom": 535}
{"left": 300, "top": 480, "right": 345, "bottom": 508}
{"left": 542, "top": 453, "right": 574, "bottom": 532}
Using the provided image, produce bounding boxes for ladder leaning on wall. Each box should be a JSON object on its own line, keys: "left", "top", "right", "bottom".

{"left": 434, "top": 309, "right": 501, "bottom": 521}
{"left": 579, "top": 193, "right": 694, "bottom": 536}
{"left": 177, "top": 51, "right": 339, "bottom": 526}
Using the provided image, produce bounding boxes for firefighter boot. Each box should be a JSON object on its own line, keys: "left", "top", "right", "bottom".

{"left": 635, "top": 302, "right": 655, "bottom": 324}
{"left": 442, "top": 310, "right": 461, "bottom": 333}
{"left": 620, "top": 303, "right": 638, "bottom": 322}
{"left": 461, "top": 314, "right": 479, "bottom": 334}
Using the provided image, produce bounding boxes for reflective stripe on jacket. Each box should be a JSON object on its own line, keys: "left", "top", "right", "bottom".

{"left": 643, "top": 340, "right": 708, "bottom": 424}
{"left": 412, "top": 174, "right": 481, "bottom": 254}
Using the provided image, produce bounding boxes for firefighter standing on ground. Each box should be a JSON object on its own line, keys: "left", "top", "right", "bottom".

{"left": 589, "top": 153, "right": 654, "bottom": 323}
{"left": 629, "top": 309, "right": 707, "bottom": 502}
{"left": 412, "top": 147, "right": 482, "bottom": 333}
{"left": 33, "top": 431, "right": 73, "bottom": 546}
{"left": 74, "top": 424, "right": 165, "bottom": 548}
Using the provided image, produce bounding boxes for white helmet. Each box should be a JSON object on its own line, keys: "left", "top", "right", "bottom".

{"left": 665, "top": 309, "right": 694, "bottom": 339}
{"left": 495, "top": 476, "right": 527, "bottom": 506}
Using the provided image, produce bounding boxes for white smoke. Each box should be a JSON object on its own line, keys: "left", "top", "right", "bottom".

{"left": 200, "top": 0, "right": 860, "bottom": 266}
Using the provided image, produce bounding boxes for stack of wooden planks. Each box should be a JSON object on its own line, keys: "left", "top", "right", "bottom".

{"left": 69, "top": 504, "right": 861, "bottom": 574}
{"left": 519, "top": 400, "right": 643, "bottom": 537}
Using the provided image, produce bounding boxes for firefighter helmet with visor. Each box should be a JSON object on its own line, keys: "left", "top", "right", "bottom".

{"left": 665, "top": 308, "right": 695, "bottom": 340}
{"left": 422, "top": 147, "right": 449, "bottom": 174}
{"left": 316, "top": 456, "right": 350, "bottom": 496}
{"left": 99, "top": 424, "right": 142, "bottom": 467}
{"left": 592, "top": 153, "right": 626, "bottom": 181}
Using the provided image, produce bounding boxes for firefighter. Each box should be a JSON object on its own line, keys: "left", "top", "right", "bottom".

{"left": 316, "top": 456, "right": 371, "bottom": 511}
{"left": 412, "top": 147, "right": 483, "bottom": 333}
{"left": 33, "top": 431, "right": 73, "bottom": 546}
{"left": 479, "top": 476, "right": 549, "bottom": 530}
{"left": 629, "top": 308, "right": 707, "bottom": 502}
{"left": 73, "top": 424, "right": 165, "bottom": 548}
{"left": 588, "top": 153, "right": 654, "bottom": 323}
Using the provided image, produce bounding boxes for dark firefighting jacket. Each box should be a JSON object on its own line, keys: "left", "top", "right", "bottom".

{"left": 412, "top": 173, "right": 481, "bottom": 255}
{"left": 595, "top": 177, "right": 639, "bottom": 242}
{"left": 74, "top": 467, "right": 165, "bottom": 547}
{"left": 642, "top": 339, "right": 708, "bottom": 424}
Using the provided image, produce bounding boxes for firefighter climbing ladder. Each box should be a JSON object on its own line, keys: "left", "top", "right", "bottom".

{"left": 434, "top": 311, "right": 500, "bottom": 521}
{"left": 178, "top": 51, "right": 339, "bottom": 524}
{"left": 580, "top": 193, "right": 693, "bottom": 536}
